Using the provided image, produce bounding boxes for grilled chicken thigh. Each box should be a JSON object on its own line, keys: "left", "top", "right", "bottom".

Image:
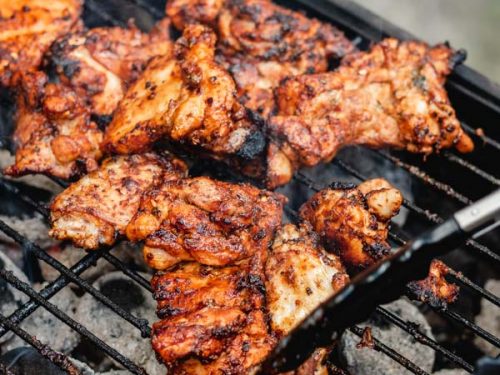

{"left": 126, "top": 176, "right": 285, "bottom": 268}
{"left": 50, "top": 153, "right": 187, "bottom": 249}
{"left": 167, "top": 0, "right": 354, "bottom": 119}
{"left": 104, "top": 24, "right": 263, "bottom": 161}
{"left": 4, "top": 70, "right": 102, "bottom": 179}
{"left": 267, "top": 39, "right": 474, "bottom": 188}
{"left": 151, "top": 251, "right": 274, "bottom": 374}
{"left": 265, "top": 223, "right": 350, "bottom": 336}
{"left": 49, "top": 18, "right": 172, "bottom": 119}
{"left": 300, "top": 179, "right": 403, "bottom": 271}
{"left": 0, "top": 0, "right": 82, "bottom": 87}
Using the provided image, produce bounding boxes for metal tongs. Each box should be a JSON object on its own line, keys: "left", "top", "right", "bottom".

{"left": 260, "top": 188, "right": 500, "bottom": 373}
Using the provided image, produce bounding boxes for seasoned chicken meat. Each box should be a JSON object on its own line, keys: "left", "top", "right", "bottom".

{"left": 408, "top": 259, "right": 459, "bottom": 308}
{"left": 0, "top": 0, "right": 82, "bottom": 87}
{"left": 104, "top": 24, "right": 264, "bottom": 162}
{"left": 126, "top": 176, "right": 285, "bottom": 268}
{"left": 167, "top": 0, "right": 354, "bottom": 119}
{"left": 300, "top": 179, "right": 403, "bottom": 271}
{"left": 49, "top": 153, "right": 187, "bottom": 249}
{"left": 265, "top": 223, "right": 349, "bottom": 336}
{"left": 49, "top": 18, "right": 172, "bottom": 119}
{"left": 151, "top": 251, "right": 274, "bottom": 374}
{"left": 216, "top": 0, "right": 354, "bottom": 118}
{"left": 267, "top": 38, "right": 474, "bottom": 188}
{"left": 4, "top": 70, "right": 102, "bottom": 179}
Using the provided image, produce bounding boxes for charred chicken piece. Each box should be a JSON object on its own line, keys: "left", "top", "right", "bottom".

{"left": 0, "top": 0, "right": 82, "bottom": 87}
{"left": 151, "top": 251, "right": 275, "bottom": 373}
{"left": 49, "top": 18, "right": 172, "bottom": 118}
{"left": 267, "top": 38, "right": 474, "bottom": 188}
{"left": 408, "top": 259, "right": 459, "bottom": 308}
{"left": 300, "top": 178, "right": 403, "bottom": 271}
{"left": 49, "top": 153, "right": 187, "bottom": 249}
{"left": 216, "top": 0, "right": 355, "bottom": 118}
{"left": 126, "top": 176, "right": 285, "bottom": 268}
{"left": 265, "top": 223, "right": 350, "bottom": 337}
{"left": 4, "top": 70, "right": 102, "bottom": 179}
{"left": 166, "top": 0, "right": 224, "bottom": 30}
{"left": 104, "top": 24, "right": 263, "bottom": 161}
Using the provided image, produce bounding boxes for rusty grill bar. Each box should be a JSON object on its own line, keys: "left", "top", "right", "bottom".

{"left": 1, "top": 0, "right": 500, "bottom": 374}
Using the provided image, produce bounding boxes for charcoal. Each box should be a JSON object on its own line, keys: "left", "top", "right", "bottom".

{"left": 474, "top": 279, "right": 500, "bottom": 357}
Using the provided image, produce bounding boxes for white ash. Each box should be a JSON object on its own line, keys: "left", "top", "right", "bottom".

{"left": 474, "top": 279, "right": 500, "bottom": 357}
{"left": 340, "top": 298, "right": 435, "bottom": 375}
{"left": 0, "top": 214, "right": 55, "bottom": 249}
{"left": 432, "top": 369, "right": 469, "bottom": 375}
{"left": 0, "top": 150, "right": 63, "bottom": 194}
{"left": 2, "top": 284, "right": 80, "bottom": 354}
{"left": 69, "top": 357, "right": 129, "bottom": 375}
{"left": 75, "top": 271, "right": 164, "bottom": 374}
{"left": 0, "top": 250, "right": 29, "bottom": 345}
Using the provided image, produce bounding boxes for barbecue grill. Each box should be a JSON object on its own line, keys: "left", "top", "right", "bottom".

{"left": 1, "top": 0, "right": 499, "bottom": 374}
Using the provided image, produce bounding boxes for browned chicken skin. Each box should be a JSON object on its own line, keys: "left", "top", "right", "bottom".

{"left": 126, "top": 176, "right": 285, "bottom": 268}
{"left": 300, "top": 178, "right": 403, "bottom": 271}
{"left": 104, "top": 24, "right": 264, "bottom": 161}
{"left": 408, "top": 259, "right": 459, "bottom": 308}
{"left": 4, "top": 70, "right": 102, "bottom": 179}
{"left": 49, "top": 18, "right": 172, "bottom": 118}
{"left": 167, "top": 0, "right": 354, "bottom": 119}
{"left": 49, "top": 153, "right": 187, "bottom": 249}
{"left": 267, "top": 38, "right": 474, "bottom": 188}
{"left": 0, "top": 0, "right": 82, "bottom": 87}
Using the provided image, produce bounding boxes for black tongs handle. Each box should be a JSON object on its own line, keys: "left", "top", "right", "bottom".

{"left": 260, "top": 188, "right": 500, "bottom": 373}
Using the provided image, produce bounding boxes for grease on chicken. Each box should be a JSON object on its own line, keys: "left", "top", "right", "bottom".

{"left": 267, "top": 38, "right": 474, "bottom": 188}
{"left": 407, "top": 259, "right": 459, "bottom": 308}
{"left": 0, "top": 0, "right": 82, "bottom": 87}
{"left": 4, "top": 70, "right": 102, "bottom": 179}
{"left": 49, "top": 18, "right": 172, "bottom": 118}
{"left": 126, "top": 176, "right": 285, "bottom": 268}
{"left": 300, "top": 179, "right": 403, "bottom": 271}
{"left": 151, "top": 252, "right": 274, "bottom": 374}
{"left": 104, "top": 23, "right": 264, "bottom": 161}
{"left": 49, "top": 153, "right": 187, "bottom": 249}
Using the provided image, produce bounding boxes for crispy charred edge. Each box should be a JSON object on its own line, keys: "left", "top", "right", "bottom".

{"left": 407, "top": 259, "right": 459, "bottom": 309}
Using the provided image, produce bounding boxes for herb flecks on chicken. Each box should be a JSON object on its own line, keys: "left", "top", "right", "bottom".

{"left": 4, "top": 70, "right": 102, "bottom": 179}
{"left": 49, "top": 18, "right": 172, "bottom": 119}
{"left": 267, "top": 39, "right": 474, "bottom": 188}
{"left": 300, "top": 178, "right": 403, "bottom": 271}
{"left": 49, "top": 153, "right": 187, "bottom": 249}
{"left": 126, "top": 176, "right": 285, "bottom": 268}
{"left": 0, "top": 0, "right": 82, "bottom": 87}
{"left": 103, "top": 23, "right": 264, "bottom": 161}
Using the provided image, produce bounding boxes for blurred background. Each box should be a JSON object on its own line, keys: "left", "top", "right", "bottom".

{"left": 352, "top": 0, "right": 500, "bottom": 82}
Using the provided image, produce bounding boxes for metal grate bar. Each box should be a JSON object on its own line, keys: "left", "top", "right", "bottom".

{"left": 439, "top": 309, "right": 500, "bottom": 348}
{"left": 84, "top": 0, "right": 127, "bottom": 27}
{"left": 375, "top": 307, "right": 474, "bottom": 372}
{"left": 442, "top": 151, "right": 500, "bottom": 186}
{"left": 0, "top": 269, "right": 147, "bottom": 375}
{"left": 445, "top": 267, "right": 500, "bottom": 308}
{"left": 0, "top": 313, "right": 79, "bottom": 375}
{"left": 349, "top": 325, "right": 430, "bottom": 375}
{"left": 128, "top": 0, "right": 164, "bottom": 18}
{"left": 461, "top": 121, "right": 500, "bottom": 152}
{"left": 0, "top": 177, "right": 49, "bottom": 217}
{"left": 0, "top": 219, "right": 152, "bottom": 338}
{"left": 0, "top": 250, "right": 103, "bottom": 339}
{"left": 101, "top": 252, "right": 153, "bottom": 292}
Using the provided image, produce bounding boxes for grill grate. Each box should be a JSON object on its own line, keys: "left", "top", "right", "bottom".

{"left": 1, "top": 0, "right": 499, "bottom": 374}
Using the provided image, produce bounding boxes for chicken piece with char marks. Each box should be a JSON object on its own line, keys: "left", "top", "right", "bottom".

{"left": 265, "top": 223, "right": 350, "bottom": 337}
{"left": 126, "top": 176, "right": 285, "bottom": 268}
{"left": 300, "top": 178, "right": 403, "bottom": 271}
{"left": 0, "top": 0, "right": 82, "bottom": 87}
{"left": 104, "top": 24, "right": 264, "bottom": 161}
{"left": 267, "top": 38, "right": 474, "bottom": 188}
{"left": 49, "top": 18, "right": 172, "bottom": 119}
{"left": 49, "top": 153, "right": 187, "bottom": 249}
{"left": 4, "top": 70, "right": 102, "bottom": 179}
